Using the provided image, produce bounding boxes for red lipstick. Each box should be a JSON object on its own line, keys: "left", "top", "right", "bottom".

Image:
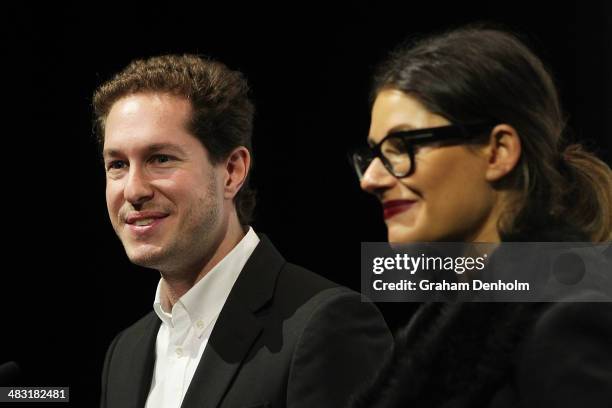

{"left": 383, "top": 200, "right": 417, "bottom": 219}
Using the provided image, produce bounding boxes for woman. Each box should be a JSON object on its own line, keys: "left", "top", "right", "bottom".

{"left": 350, "top": 25, "right": 612, "bottom": 407}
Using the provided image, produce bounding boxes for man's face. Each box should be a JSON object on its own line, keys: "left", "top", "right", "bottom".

{"left": 103, "top": 93, "right": 226, "bottom": 273}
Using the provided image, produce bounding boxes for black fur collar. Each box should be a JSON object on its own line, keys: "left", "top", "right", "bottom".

{"left": 352, "top": 302, "right": 546, "bottom": 408}
{"left": 351, "top": 221, "right": 590, "bottom": 407}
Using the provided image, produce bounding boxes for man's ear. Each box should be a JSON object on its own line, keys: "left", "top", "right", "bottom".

{"left": 483, "top": 124, "right": 522, "bottom": 182}
{"left": 223, "top": 146, "right": 251, "bottom": 199}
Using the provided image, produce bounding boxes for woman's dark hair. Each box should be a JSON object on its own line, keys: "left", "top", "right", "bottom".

{"left": 373, "top": 24, "right": 612, "bottom": 241}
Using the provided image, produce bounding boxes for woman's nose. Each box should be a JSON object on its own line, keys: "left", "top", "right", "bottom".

{"left": 360, "top": 158, "right": 396, "bottom": 194}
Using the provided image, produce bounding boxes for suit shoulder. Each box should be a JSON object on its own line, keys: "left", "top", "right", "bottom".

{"left": 281, "top": 261, "right": 350, "bottom": 290}
{"left": 276, "top": 261, "right": 360, "bottom": 300}
{"left": 270, "top": 261, "right": 378, "bottom": 324}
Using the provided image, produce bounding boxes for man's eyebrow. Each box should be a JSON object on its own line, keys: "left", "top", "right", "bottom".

{"left": 102, "top": 143, "right": 186, "bottom": 159}
{"left": 368, "top": 124, "right": 416, "bottom": 146}
{"left": 102, "top": 149, "right": 121, "bottom": 159}
{"left": 144, "top": 143, "right": 186, "bottom": 155}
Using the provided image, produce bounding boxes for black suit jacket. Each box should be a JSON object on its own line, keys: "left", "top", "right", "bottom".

{"left": 101, "top": 235, "right": 393, "bottom": 408}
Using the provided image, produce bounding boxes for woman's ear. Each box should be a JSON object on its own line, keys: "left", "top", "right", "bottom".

{"left": 483, "top": 124, "right": 522, "bottom": 182}
{"left": 223, "top": 146, "right": 251, "bottom": 199}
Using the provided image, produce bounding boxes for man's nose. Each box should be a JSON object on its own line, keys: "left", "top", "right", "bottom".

{"left": 124, "top": 167, "right": 154, "bottom": 206}
{"left": 360, "top": 158, "right": 396, "bottom": 194}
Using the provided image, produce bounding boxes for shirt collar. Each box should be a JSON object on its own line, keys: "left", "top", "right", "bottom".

{"left": 152, "top": 227, "right": 260, "bottom": 336}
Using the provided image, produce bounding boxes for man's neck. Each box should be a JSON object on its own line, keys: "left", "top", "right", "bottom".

{"left": 159, "top": 216, "right": 247, "bottom": 312}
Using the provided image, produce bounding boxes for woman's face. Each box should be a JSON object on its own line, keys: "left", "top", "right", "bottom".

{"left": 362, "top": 89, "right": 499, "bottom": 243}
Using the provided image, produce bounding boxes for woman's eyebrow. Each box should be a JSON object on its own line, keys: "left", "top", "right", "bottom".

{"left": 387, "top": 124, "right": 416, "bottom": 133}
{"left": 368, "top": 124, "right": 417, "bottom": 146}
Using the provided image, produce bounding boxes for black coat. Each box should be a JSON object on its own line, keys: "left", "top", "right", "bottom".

{"left": 100, "top": 235, "right": 393, "bottom": 408}
{"left": 352, "top": 226, "right": 612, "bottom": 407}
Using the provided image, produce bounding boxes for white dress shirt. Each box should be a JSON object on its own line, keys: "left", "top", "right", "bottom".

{"left": 145, "top": 227, "right": 260, "bottom": 408}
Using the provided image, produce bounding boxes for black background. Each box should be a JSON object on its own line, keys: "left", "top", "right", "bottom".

{"left": 3, "top": 1, "right": 611, "bottom": 406}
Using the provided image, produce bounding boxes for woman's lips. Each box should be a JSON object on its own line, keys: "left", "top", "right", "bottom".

{"left": 383, "top": 200, "right": 417, "bottom": 219}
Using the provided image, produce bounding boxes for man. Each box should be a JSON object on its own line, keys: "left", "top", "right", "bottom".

{"left": 95, "top": 54, "right": 392, "bottom": 408}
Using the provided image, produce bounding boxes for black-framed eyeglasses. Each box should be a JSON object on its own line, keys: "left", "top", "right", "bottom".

{"left": 350, "top": 122, "right": 495, "bottom": 179}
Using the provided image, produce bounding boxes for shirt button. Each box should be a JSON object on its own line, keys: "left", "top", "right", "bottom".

{"left": 196, "top": 320, "right": 204, "bottom": 329}
{"left": 175, "top": 347, "right": 183, "bottom": 357}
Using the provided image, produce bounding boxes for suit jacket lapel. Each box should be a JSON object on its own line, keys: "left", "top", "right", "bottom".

{"left": 180, "top": 300, "right": 263, "bottom": 408}
{"left": 135, "top": 316, "right": 161, "bottom": 407}
{"left": 113, "top": 313, "right": 160, "bottom": 408}
{"left": 180, "top": 235, "right": 285, "bottom": 408}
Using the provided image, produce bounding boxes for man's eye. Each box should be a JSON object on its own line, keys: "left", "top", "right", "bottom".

{"left": 107, "top": 161, "right": 126, "bottom": 171}
{"left": 151, "top": 154, "right": 174, "bottom": 164}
